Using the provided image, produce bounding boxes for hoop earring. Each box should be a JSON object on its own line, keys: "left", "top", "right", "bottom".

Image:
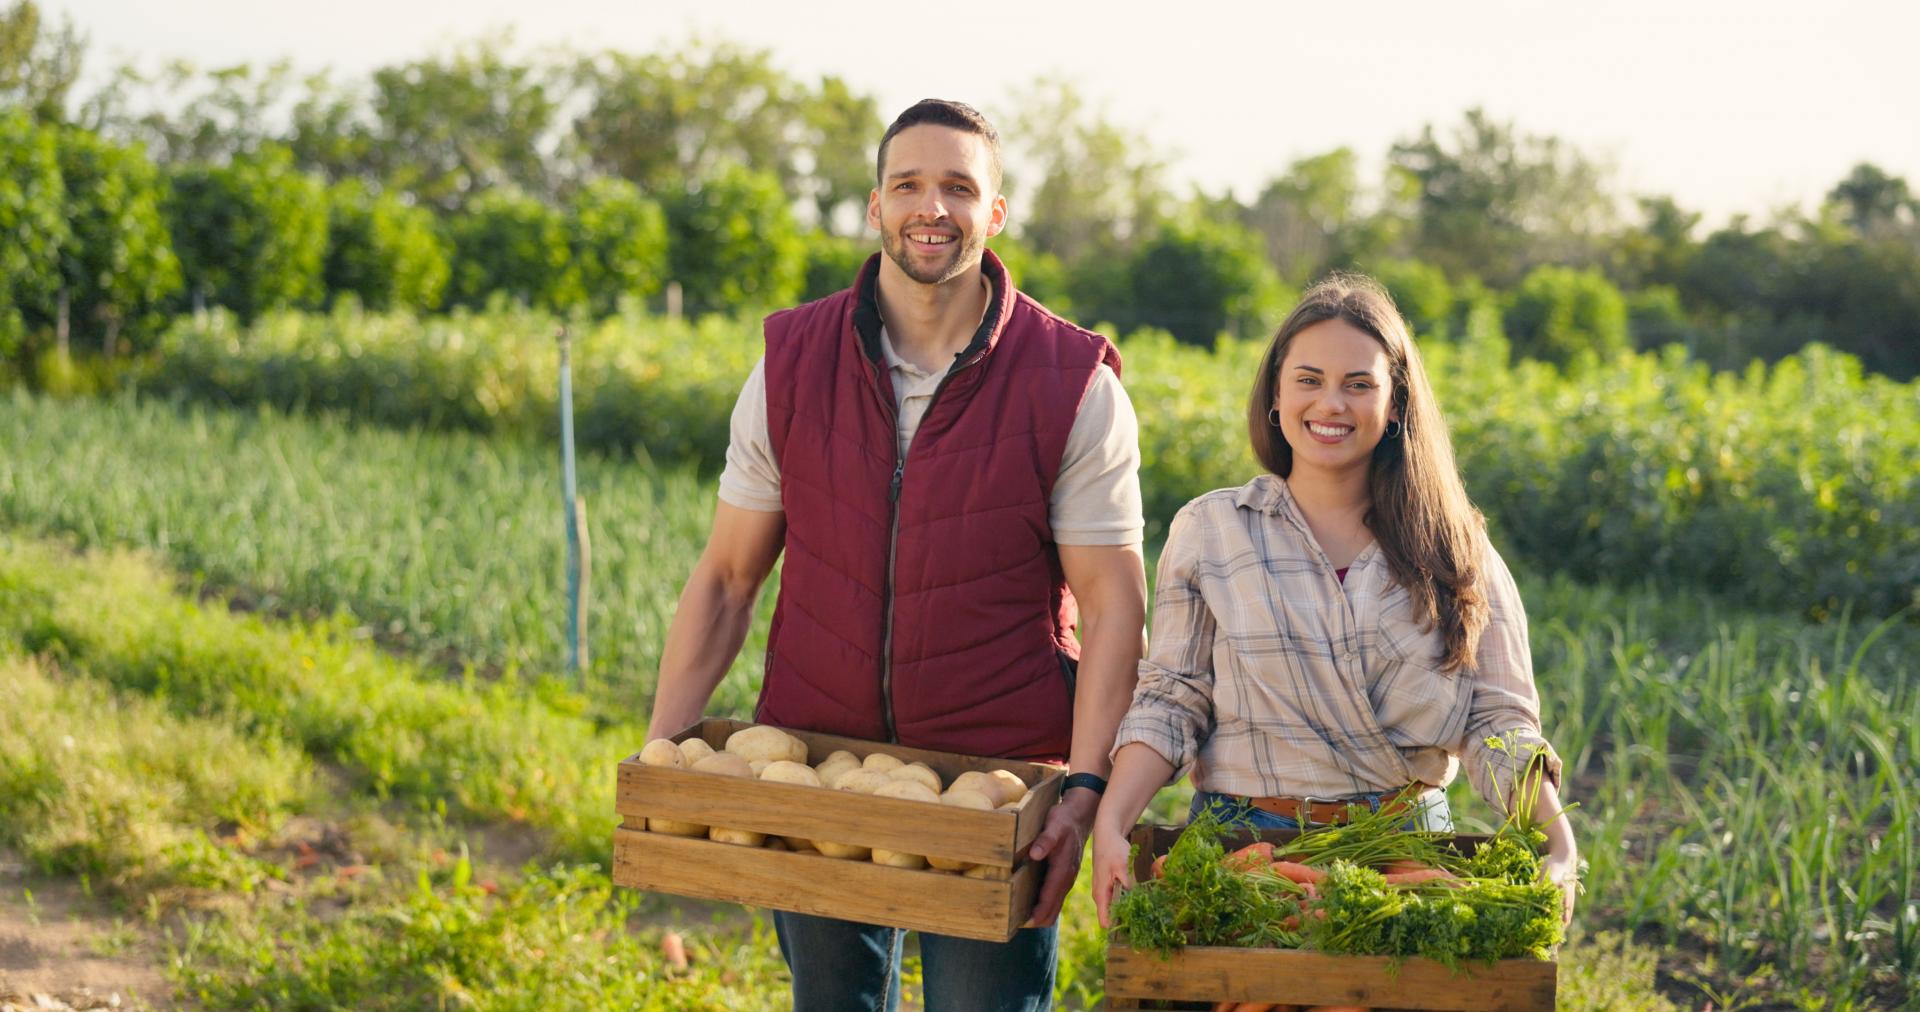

{"left": 1268, "top": 408, "right": 1281, "bottom": 428}
{"left": 1385, "top": 419, "right": 1403, "bottom": 440}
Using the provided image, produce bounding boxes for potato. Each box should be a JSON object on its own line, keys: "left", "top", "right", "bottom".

{"left": 764, "top": 837, "right": 790, "bottom": 851}
{"left": 813, "top": 840, "right": 872, "bottom": 860}
{"left": 962, "top": 863, "right": 1010, "bottom": 880}
{"left": 690, "top": 752, "right": 753, "bottom": 778}
{"left": 889, "top": 762, "right": 942, "bottom": 795}
{"left": 928, "top": 789, "right": 995, "bottom": 870}
{"left": 948, "top": 771, "right": 1008, "bottom": 807}
{"left": 648, "top": 817, "right": 708, "bottom": 837}
{"left": 815, "top": 751, "right": 861, "bottom": 787}
{"left": 872, "top": 780, "right": 939, "bottom": 804}
{"left": 782, "top": 836, "right": 818, "bottom": 853}
{"left": 638, "top": 738, "right": 685, "bottom": 769}
{"left": 749, "top": 759, "right": 772, "bottom": 777}
{"left": 710, "top": 826, "right": 766, "bottom": 847}
{"left": 725, "top": 725, "right": 807, "bottom": 765}
{"left": 760, "top": 761, "right": 822, "bottom": 787}
{"left": 988, "top": 769, "right": 1029, "bottom": 804}
{"left": 871, "top": 848, "right": 927, "bottom": 869}
{"left": 833, "top": 769, "right": 893, "bottom": 795}
{"left": 678, "top": 739, "right": 716, "bottom": 765}
{"left": 861, "top": 752, "right": 905, "bottom": 774}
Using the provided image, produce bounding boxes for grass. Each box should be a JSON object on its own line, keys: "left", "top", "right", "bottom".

{"left": 2, "top": 384, "right": 1916, "bottom": 1005}
{"left": 0, "top": 389, "right": 771, "bottom": 725}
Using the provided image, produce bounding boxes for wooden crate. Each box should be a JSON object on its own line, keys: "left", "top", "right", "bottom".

{"left": 612, "top": 717, "right": 1063, "bottom": 942}
{"left": 1105, "top": 825, "right": 1557, "bottom": 1012}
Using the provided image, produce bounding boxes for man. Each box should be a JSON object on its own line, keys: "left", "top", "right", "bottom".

{"left": 647, "top": 98, "right": 1146, "bottom": 1011}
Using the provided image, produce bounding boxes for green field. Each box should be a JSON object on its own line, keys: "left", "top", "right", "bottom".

{"left": 3, "top": 386, "right": 1914, "bottom": 1007}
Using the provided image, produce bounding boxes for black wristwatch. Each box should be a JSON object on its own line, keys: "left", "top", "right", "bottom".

{"left": 1062, "top": 772, "right": 1108, "bottom": 797}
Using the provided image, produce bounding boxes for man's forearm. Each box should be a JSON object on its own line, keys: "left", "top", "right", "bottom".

{"left": 647, "top": 566, "right": 760, "bottom": 739}
{"left": 1066, "top": 595, "right": 1146, "bottom": 781}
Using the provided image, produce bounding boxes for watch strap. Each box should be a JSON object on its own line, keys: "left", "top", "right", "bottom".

{"left": 1062, "top": 771, "right": 1108, "bottom": 796}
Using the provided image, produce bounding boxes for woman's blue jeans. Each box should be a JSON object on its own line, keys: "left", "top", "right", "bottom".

{"left": 1189, "top": 787, "right": 1455, "bottom": 832}
{"left": 773, "top": 909, "right": 1057, "bottom": 1012}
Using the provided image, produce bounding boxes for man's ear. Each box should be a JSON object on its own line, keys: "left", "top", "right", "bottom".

{"left": 866, "top": 188, "right": 882, "bottom": 232}
{"left": 986, "top": 192, "right": 1008, "bottom": 239}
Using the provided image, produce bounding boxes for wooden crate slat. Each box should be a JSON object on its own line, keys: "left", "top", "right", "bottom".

{"left": 1105, "top": 945, "right": 1555, "bottom": 1011}
{"left": 612, "top": 826, "right": 1041, "bottom": 942}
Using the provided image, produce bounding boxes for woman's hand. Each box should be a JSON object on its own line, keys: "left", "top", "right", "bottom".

{"left": 1542, "top": 838, "right": 1580, "bottom": 927}
{"left": 1090, "top": 823, "right": 1135, "bottom": 928}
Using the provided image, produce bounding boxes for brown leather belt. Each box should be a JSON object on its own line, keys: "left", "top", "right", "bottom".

{"left": 1248, "top": 784, "right": 1428, "bottom": 826}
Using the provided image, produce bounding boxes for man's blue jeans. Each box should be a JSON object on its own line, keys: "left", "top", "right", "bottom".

{"left": 773, "top": 909, "right": 1057, "bottom": 1011}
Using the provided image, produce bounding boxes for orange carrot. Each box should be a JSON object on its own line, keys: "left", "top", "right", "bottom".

{"left": 1383, "top": 868, "right": 1459, "bottom": 886}
{"left": 1150, "top": 853, "right": 1169, "bottom": 879}
{"left": 1270, "top": 861, "right": 1326, "bottom": 884}
{"left": 1380, "top": 859, "right": 1433, "bottom": 875}
{"left": 1223, "top": 841, "right": 1276, "bottom": 871}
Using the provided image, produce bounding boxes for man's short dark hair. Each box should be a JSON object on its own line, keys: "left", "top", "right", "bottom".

{"left": 875, "top": 99, "right": 1002, "bottom": 191}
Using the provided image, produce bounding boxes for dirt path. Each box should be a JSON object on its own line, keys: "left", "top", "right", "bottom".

{"left": 0, "top": 856, "right": 172, "bottom": 1010}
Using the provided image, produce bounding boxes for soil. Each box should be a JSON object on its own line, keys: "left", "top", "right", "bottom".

{"left": 0, "top": 854, "right": 173, "bottom": 1010}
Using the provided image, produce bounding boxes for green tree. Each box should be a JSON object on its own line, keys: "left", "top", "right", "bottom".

{"left": 989, "top": 235, "right": 1072, "bottom": 314}
{"left": 800, "top": 75, "right": 884, "bottom": 232}
{"left": 1113, "top": 214, "right": 1286, "bottom": 346}
{"left": 0, "top": 109, "right": 66, "bottom": 359}
{"left": 1826, "top": 162, "right": 1916, "bottom": 239}
{"left": 0, "top": 0, "right": 83, "bottom": 122}
{"left": 167, "top": 145, "right": 329, "bottom": 320}
{"left": 82, "top": 60, "right": 293, "bottom": 164}
{"left": 1367, "top": 259, "right": 1454, "bottom": 340}
{"left": 570, "top": 42, "right": 798, "bottom": 199}
{"left": 322, "top": 179, "right": 449, "bottom": 311}
{"left": 566, "top": 177, "right": 667, "bottom": 315}
{"left": 800, "top": 233, "right": 872, "bottom": 303}
{"left": 54, "top": 127, "right": 181, "bottom": 356}
{"left": 365, "top": 36, "right": 560, "bottom": 209}
{"left": 663, "top": 163, "right": 804, "bottom": 316}
{"left": 1243, "top": 148, "right": 1401, "bottom": 285}
{"left": 1504, "top": 264, "right": 1629, "bottom": 365}
{"left": 1005, "top": 78, "right": 1166, "bottom": 267}
{"left": 445, "top": 188, "right": 578, "bottom": 310}
{"left": 1610, "top": 195, "right": 1700, "bottom": 289}
{"left": 1390, "top": 109, "right": 1616, "bottom": 285}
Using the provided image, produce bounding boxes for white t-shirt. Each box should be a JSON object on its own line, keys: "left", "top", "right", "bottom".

{"left": 717, "top": 327, "right": 1145, "bottom": 546}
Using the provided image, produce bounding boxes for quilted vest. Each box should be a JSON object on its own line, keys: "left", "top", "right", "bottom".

{"left": 757, "top": 251, "right": 1122, "bottom": 761}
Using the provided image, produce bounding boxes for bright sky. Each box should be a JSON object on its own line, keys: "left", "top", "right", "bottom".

{"left": 46, "top": 0, "right": 1920, "bottom": 226}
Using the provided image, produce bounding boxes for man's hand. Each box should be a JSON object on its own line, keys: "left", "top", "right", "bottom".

{"left": 1022, "top": 788, "right": 1100, "bottom": 927}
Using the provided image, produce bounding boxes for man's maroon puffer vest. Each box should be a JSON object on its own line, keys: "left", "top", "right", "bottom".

{"left": 757, "top": 251, "right": 1122, "bottom": 761}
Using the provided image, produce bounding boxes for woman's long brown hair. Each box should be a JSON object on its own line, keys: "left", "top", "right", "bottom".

{"left": 1247, "top": 274, "right": 1490, "bottom": 673}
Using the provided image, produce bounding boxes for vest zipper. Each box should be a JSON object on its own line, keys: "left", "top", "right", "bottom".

{"left": 876, "top": 347, "right": 984, "bottom": 746}
{"left": 879, "top": 455, "right": 906, "bottom": 742}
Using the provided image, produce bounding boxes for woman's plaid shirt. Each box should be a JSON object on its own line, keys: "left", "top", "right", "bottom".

{"left": 1112, "top": 474, "right": 1561, "bottom": 809}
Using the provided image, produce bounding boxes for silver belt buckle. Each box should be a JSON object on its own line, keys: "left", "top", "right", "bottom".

{"left": 1296, "top": 794, "right": 1342, "bottom": 827}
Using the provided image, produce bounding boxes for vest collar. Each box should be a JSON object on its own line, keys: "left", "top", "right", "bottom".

{"left": 852, "top": 250, "right": 1013, "bottom": 371}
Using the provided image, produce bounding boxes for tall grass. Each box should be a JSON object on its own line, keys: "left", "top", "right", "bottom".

{"left": 0, "top": 389, "right": 771, "bottom": 723}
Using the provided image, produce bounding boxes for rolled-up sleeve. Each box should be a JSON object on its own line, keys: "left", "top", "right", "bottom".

{"left": 1112, "top": 506, "right": 1217, "bottom": 781}
{"left": 1459, "top": 543, "right": 1562, "bottom": 810}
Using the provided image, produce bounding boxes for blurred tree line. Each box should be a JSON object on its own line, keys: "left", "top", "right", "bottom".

{"left": 3, "top": 0, "right": 1918, "bottom": 379}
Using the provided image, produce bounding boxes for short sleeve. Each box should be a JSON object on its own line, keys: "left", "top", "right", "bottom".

{"left": 1050, "top": 365, "right": 1145, "bottom": 546}
{"left": 716, "top": 358, "right": 785, "bottom": 513}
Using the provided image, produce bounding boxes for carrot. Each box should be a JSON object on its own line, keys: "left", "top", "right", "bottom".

{"left": 1269, "top": 861, "right": 1326, "bottom": 884}
{"left": 1383, "top": 868, "right": 1459, "bottom": 886}
{"left": 1223, "top": 841, "right": 1276, "bottom": 871}
{"left": 1150, "top": 853, "right": 1169, "bottom": 879}
{"left": 1379, "top": 859, "right": 1433, "bottom": 875}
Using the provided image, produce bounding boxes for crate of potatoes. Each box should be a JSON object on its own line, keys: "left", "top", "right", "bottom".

{"left": 612, "top": 717, "right": 1064, "bottom": 942}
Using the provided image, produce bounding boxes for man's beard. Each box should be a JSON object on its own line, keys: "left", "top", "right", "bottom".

{"left": 881, "top": 223, "right": 986, "bottom": 285}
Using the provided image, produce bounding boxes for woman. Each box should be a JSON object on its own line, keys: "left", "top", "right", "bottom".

{"left": 1090, "top": 274, "right": 1577, "bottom": 929}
